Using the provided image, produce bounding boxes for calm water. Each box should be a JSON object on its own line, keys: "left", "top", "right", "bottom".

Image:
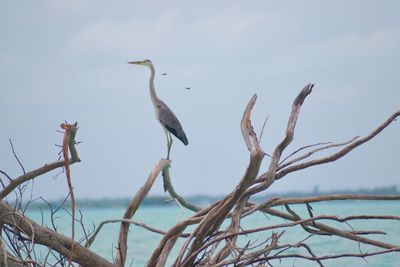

{"left": 26, "top": 201, "right": 400, "bottom": 266}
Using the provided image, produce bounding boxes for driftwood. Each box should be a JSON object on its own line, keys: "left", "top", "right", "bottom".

{"left": 0, "top": 83, "right": 399, "bottom": 266}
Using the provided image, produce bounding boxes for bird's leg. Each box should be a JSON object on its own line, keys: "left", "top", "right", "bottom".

{"left": 163, "top": 128, "right": 169, "bottom": 159}
{"left": 167, "top": 132, "right": 173, "bottom": 160}
{"left": 163, "top": 128, "right": 172, "bottom": 159}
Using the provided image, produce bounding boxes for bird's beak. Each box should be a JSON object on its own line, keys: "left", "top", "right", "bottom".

{"left": 128, "top": 61, "right": 143, "bottom": 65}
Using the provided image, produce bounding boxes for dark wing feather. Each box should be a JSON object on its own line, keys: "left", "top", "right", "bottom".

{"left": 157, "top": 101, "right": 189, "bottom": 145}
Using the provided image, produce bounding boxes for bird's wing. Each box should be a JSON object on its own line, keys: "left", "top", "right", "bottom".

{"left": 157, "top": 101, "right": 189, "bottom": 145}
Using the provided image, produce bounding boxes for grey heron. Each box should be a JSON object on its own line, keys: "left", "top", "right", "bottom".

{"left": 128, "top": 59, "right": 188, "bottom": 159}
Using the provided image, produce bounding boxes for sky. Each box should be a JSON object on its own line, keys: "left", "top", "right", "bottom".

{"left": 0, "top": 1, "right": 399, "bottom": 200}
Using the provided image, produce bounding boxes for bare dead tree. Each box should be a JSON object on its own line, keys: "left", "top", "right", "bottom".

{"left": 0, "top": 83, "right": 399, "bottom": 267}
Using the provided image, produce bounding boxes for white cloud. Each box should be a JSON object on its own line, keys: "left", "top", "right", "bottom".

{"left": 329, "top": 27, "right": 400, "bottom": 58}
{"left": 49, "top": 0, "right": 92, "bottom": 12}
{"left": 64, "top": 10, "right": 178, "bottom": 56}
{"left": 64, "top": 4, "right": 267, "bottom": 58}
{"left": 191, "top": 5, "right": 263, "bottom": 45}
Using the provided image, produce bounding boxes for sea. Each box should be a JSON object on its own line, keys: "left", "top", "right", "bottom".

{"left": 25, "top": 201, "right": 399, "bottom": 267}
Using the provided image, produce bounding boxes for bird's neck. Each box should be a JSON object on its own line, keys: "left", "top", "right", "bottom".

{"left": 149, "top": 64, "right": 159, "bottom": 106}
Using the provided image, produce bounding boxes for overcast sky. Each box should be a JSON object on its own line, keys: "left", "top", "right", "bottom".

{"left": 1, "top": 1, "right": 399, "bottom": 200}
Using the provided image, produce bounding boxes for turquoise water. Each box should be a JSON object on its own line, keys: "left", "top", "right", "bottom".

{"left": 26, "top": 201, "right": 400, "bottom": 266}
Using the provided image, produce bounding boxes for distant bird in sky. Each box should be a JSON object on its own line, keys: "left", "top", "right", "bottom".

{"left": 128, "top": 59, "right": 188, "bottom": 159}
{"left": 161, "top": 72, "right": 167, "bottom": 76}
{"left": 185, "top": 87, "right": 191, "bottom": 90}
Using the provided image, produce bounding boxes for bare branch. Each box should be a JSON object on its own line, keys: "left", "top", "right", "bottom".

{"left": 0, "top": 171, "right": 12, "bottom": 183}
{"left": 0, "top": 201, "right": 114, "bottom": 267}
{"left": 115, "top": 159, "right": 170, "bottom": 267}
{"left": 259, "top": 83, "right": 314, "bottom": 189}
{"left": 86, "top": 218, "right": 189, "bottom": 248}
{"left": 259, "top": 115, "right": 269, "bottom": 145}
{"left": 279, "top": 141, "right": 333, "bottom": 166}
{"left": 181, "top": 212, "right": 399, "bottom": 262}
{"left": 8, "top": 139, "right": 25, "bottom": 175}
{"left": 176, "top": 94, "right": 265, "bottom": 266}
{"left": 278, "top": 136, "right": 359, "bottom": 170}
{"left": 0, "top": 126, "right": 81, "bottom": 200}
{"left": 211, "top": 195, "right": 248, "bottom": 263}
{"left": 261, "top": 247, "right": 400, "bottom": 264}
{"left": 276, "top": 110, "right": 400, "bottom": 179}
{"left": 249, "top": 109, "right": 400, "bottom": 197}
{"left": 162, "top": 167, "right": 201, "bottom": 212}
{"left": 245, "top": 194, "right": 400, "bottom": 217}
{"left": 263, "top": 207, "right": 399, "bottom": 250}
{"left": 147, "top": 217, "right": 202, "bottom": 267}
{"left": 241, "top": 94, "right": 259, "bottom": 152}
{"left": 60, "top": 122, "right": 78, "bottom": 264}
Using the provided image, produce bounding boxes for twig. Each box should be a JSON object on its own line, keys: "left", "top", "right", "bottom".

{"left": 278, "top": 137, "right": 358, "bottom": 170}
{"left": 78, "top": 210, "right": 89, "bottom": 245}
{"left": 279, "top": 141, "right": 332, "bottom": 165}
{"left": 259, "top": 115, "right": 269, "bottom": 145}
{"left": 0, "top": 171, "right": 12, "bottom": 183}
{"left": 9, "top": 139, "right": 25, "bottom": 175}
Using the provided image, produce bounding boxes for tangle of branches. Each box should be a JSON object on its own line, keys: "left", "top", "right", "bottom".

{"left": 0, "top": 84, "right": 399, "bottom": 267}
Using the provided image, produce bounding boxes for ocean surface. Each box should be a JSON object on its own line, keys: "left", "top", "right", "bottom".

{"left": 26, "top": 201, "right": 399, "bottom": 266}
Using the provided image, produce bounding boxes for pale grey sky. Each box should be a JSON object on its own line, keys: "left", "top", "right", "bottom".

{"left": 0, "top": 1, "right": 399, "bottom": 200}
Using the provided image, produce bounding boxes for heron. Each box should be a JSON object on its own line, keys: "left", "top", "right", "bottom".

{"left": 128, "top": 59, "right": 188, "bottom": 159}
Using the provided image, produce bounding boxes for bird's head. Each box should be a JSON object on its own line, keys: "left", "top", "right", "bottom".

{"left": 128, "top": 59, "right": 153, "bottom": 68}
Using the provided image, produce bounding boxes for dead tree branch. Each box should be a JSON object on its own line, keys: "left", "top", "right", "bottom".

{"left": 245, "top": 194, "right": 400, "bottom": 216}
{"left": 258, "top": 247, "right": 400, "bottom": 265}
{"left": 60, "top": 122, "right": 78, "bottom": 263}
{"left": 0, "top": 125, "right": 81, "bottom": 201}
{"left": 261, "top": 207, "right": 398, "bottom": 249}
{"left": 86, "top": 218, "right": 189, "bottom": 249}
{"left": 253, "top": 84, "right": 314, "bottom": 195}
{"left": 276, "top": 110, "right": 400, "bottom": 179}
{"left": 249, "top": 109, "right": 400, "bottom": 196}
{"left": 174, "top": 94, "right": 265, "bottom": 266}
{"left": 162, "top": 167, "right": 201, "bottom": 212}
{"left": 114, "top": 159, "right": 170, "bottom": 267}
{"left": 0, "top": 201, "right": 114, "bottom": 267}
